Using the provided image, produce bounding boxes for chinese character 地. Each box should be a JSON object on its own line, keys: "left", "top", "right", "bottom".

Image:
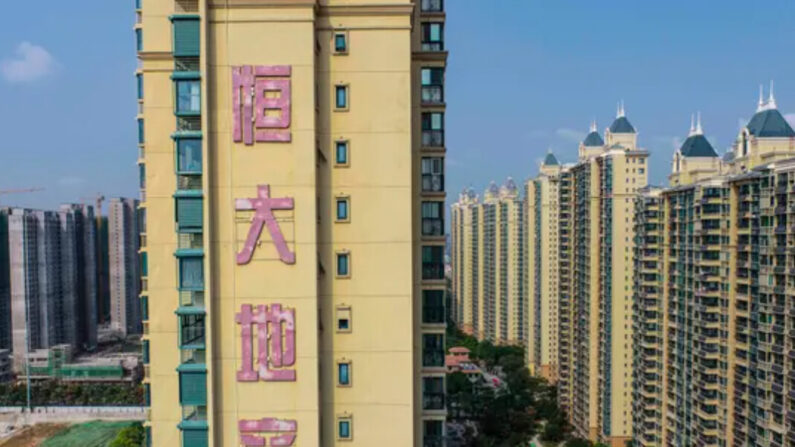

{"left": 236, "top": 304, "right": 296, "bottom": 382}
{"left": 233, "top": 65, "right": 292, "bottom": 144}
{"left": 235, "top": 184, "right": 295, "bottom": 265}
{"left": 239, "top": 418, "right": 297, "bottom": 447}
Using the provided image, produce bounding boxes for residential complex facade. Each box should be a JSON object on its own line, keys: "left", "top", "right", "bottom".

{"left": 109, "top": 198, "right": 142, "bottom": 337}
{"left": 450, "top": 178, "right": 525, "bottom": 345}
{"left": 136, "top": 0, "right": 447, "bottom": 445}
{"left": 632, "top": 93, "right": 795, "bottom": 447}
{"left": 451, "top": 108, "right": 648, "bottom": 446}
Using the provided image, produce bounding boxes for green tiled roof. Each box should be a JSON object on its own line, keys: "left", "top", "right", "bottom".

{"left": 543, "top": 152, "right": 559, "bottom": 165}
{"left": 680, "top": 134, "right": 718, "bottom": 158}
{"left": 583, "top": 131, "right": 604, "bottom": 147}
{"left": 746, "top": 109, "right": 795, "bottom": 138}
{"left": 609, "top": 116, "right": 636, "bottom": 134}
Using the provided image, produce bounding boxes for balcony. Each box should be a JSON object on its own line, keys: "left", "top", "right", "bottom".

{"left": 421, "top": 0, "right": 443, "bottom": 13}
{"left": 422, "top": 130, "right": 444, "bottom": 147}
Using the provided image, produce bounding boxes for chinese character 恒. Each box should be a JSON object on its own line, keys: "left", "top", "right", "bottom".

{"left": 236, "top": 304, "right": 296, "bottom": 382}
{"left": 233, "top": 65, "right": 292, "bottom": 144}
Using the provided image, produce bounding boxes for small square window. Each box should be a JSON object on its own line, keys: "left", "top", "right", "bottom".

{"left": 334, "top": 32, "right": 348, "bottom": 54}
{"left": 335, "top": 85, "right": 349, "bottom": 110}
{"left": 336, "top": 252, "right": 350, "bottom": 278}
{"left": 336, "top": 306, "right": 352, "bottom": 333}
{"left": 337, "top": 361, "right": 351, "bottom": 386}
{"left": 337, "top": 416, "right": 352, "bottom": 441}
{"left": 335, "top": 141, "right": 349, "bottom": 166}
{"left": 336, "top": 197, "right": 350, "bottom": 222}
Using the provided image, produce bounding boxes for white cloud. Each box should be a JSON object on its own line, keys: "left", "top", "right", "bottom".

{"left": 58, "top": 176, "right": 85, "bottom": 187}
{"left": 0, "top": 42, "right": 56, "bottom": 83}
{"left": 555, "top": 128, "right": 585, "bottom": 143}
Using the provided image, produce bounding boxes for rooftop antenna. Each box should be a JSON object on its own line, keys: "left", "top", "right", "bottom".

{"left": 757, "top": 84, "right": 765, "bottom": 112}
{"left": 590, "top": 120, "right": 597, "bottom": 133}
{"left": 689, "top": 114, "right": 696, "bottom": 136}
{"left": 617, "top": 100, "right": 625, "bottom": 118}
{"left": 768, "top": 80, "right": 777, "bottom": 110}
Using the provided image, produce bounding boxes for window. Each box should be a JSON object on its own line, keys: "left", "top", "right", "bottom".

{"left": 421, "top": 0, "right": 443, "bottom": 12}
{"left": 421, "top": 68, "right": 444, "bottom": 104}
{"left": 137, "top": 73, "right": 144, "bottom": 100}
{"left": 337, "top": 416, "right": 352, "bottom": 441}
{"left": 422, "top": 246, "right": 444, "bottom": 280}
{"left": 421, "top": 23, "right": 443, "bottom": 51}
{"left": 138, "top": 119, "right": 145, "bottom": 144}
{"left": 336, "top": 252, "right": 350, "bottom": 278}
{"left": 176, "top": 197, "right": 203, "bottom": 232}
{"left": 422, "top": 333, "right": 444, "bottom": 367}
{"left": 422, "top": 290, "right": 445, "bottom": 324}
{"left": 336, "top": 306, "right": 352, "bottom": 332}
{"left": 180, "top": 314, "right": 206, "bottom": 348}
{"left": 136, "top": 29, "right": 143, "bottom": 52}
{"left": 176, "top": 80, "right": 201, "bottom": 115}
{"left": 422, "top": 113, "right": 444, "bottom": 146}
{"left": 139, "top": 164, "right": 146, "bottom": 189}
{"left": 179, "top": 256, "right": 204, "bottom": 291}
{"left": 181, "top": 428, "right": 208, "bottom": 447}
{"left": 334, "top": 32, "right": 348, "bottom": 53}
{"left": 172, "top": 18, "right": 200, "bottom": 57}
{"left": 337, "top": 361, "right": 351, "bottom": 386}
{"left": 179, "top": 371, "right": 207, "bottom": 406}
{"left": 335, "top": 85, "right": 349, "bottom": 110}
{"left": 422, "top": 202, "right": 444, "bottom": 236}
{"left": 141, "top": 296, "right": 149, "bottom": 321}
{"left": 421, "top": 157, "right": 444, "bottom": 192}
{"left": 335, "top": 141, "right": 349, "bottom": 166}
{"left": 422, "top": 377, "right": 445, "bottom": 410}
{"left": 140, "top": 252, "right": 148, "bottom": 276}
{"left": 336, "top": 197, "right": 350, "bottom": 222}
{"left": 177, "top": 139, "right": 203, "bottom": 174}
{"left": 144, "top": 383, "right": 151, "bottom": 406}
{"left": 423, "top": 420, "right": 444, "bottom": 447}
{"left": 142, "top": 340, "right": 150, "bottom": 364}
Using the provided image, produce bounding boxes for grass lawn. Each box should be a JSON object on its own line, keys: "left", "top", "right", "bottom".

{"left": 40, "top": 421, "right": 136, "bottom": 447}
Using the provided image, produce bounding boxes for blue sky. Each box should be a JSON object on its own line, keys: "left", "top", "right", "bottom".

{"left": 1, "top": 0, "right": 795, "bottom": 210}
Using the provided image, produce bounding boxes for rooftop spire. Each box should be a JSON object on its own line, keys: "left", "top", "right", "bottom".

{"left": 617, "top": 100, "right": 625, "bottom": 118}
{"left": 689, "top": 113, "right": 696, "bottom": 136}
{"left": 695, "top": 111, "right": 703, "bottom": 135}
{"left": 757, "top": 84, "right": 765, "bottom": 112}
{"left": 768, "top": 80, "right": 777, "bottom": 110}
{"left": 590, "top": 120, "right": 597, "bottom": 133}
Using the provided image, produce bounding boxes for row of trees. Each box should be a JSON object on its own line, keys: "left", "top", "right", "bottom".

{"left": 0, "top": 381, "right": 143, "bottom": 406}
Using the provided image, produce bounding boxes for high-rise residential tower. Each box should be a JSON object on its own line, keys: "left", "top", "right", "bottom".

{"left": 136, "top": 0, "right": 447, "bottom": 445}
{"left": 632, "top": 89, "right": 795, "bottom": 447}
{"left": 525, "top": 152, "right": 563, "bottom": 381}
{"left": 451, "top": 188, "right": 480, "bottom": 335}
{"left": 108, "top": 198, "right": 141, "bottom": 337}
{"left": 60, "top": 204, "right": 99, "bottom": 351}
{"left": 0, "top": 209, "right": 11, "bottom": 351}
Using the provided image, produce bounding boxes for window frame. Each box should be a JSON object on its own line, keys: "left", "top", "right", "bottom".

{"left": 421, "top": 67, "right": 444, "bottom": 104}
{"left": 179, "top": 313, "right": 206, "bottom": 349}
{"left": 337, "top": 415, "right": 353, "bottom": 441}
{"left": 335, "top": 196, "right": 350, "bottom": 223}
{"left": 335, "top": 84, "right": 350, "bottom": 111}
{"left": 336, "top": 251, "right": 351, "bottom": 278}
{"left": 176, "top": 138, "right": 203, "bottom": 175}
{"left": 421, "top": 157, "right": 445, "bottom": 192}
{"left": 333, "top": 31, "right": 349, "bottom": 54}
{"left": 337, "top": 360, "right": 352, "bottom": 387}
{"left": 175, "top": 79, "right": 202, "bottom": 116}
{"left": 421, "top": 201, "right": 445, "bottom": 236}
{"left": 421, "top": 22, "right": 444, "bottom": 51}
{"left": 336, "top": 306, "right": 352, "bottom": 333}
{"left": 335, "top": 140, "right": 350, "bottom": 167}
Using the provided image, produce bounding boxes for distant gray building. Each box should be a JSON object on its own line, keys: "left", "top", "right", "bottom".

{"left": 60, "top": 204, "right": 98, "bottom": 351}
{"left": 0, "top": 209, "right": 11, "bottom": 351}
{"left": 108, "top": 198, "right": 141, "bottom": 336}
{"left": 10, "top": 208, "right": 43, "bottom": 371}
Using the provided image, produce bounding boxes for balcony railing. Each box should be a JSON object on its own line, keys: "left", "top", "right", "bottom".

{"left": 423, "top": 306, "right": 446, "bottom": 324}
{"left": 422, "top": 130, "right": 444, "bottom": 147}
{"left": 423, "top": 392, "right": 445, "bottom": 410}
{"left": 422, "top": 263, "right": 444, "bottom": 280}
{"left": 422, "top": 86, "right": 444, "bottom": 105}
{"left": 422, "top": 174, "right": 444, "bottom": 192}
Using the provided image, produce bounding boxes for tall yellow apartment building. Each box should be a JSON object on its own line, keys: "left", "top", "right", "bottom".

{"left": 633, "top": 89, "right": 795, "bottom": 447}
{"left": 135, "top": 0, "right": 448, "bottom": 445}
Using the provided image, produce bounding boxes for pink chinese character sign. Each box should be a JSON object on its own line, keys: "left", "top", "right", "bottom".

{"left": 236, "top": 185, "right": 295, "bottom": 265}
{"left": 236, "top": 304, "right": 296, "bottom": 382}
{"left": 239, "top": 418, "right": 297, "bottom": 446}
{"left": 233, "top": 65, "right": 292, "bottom": 144}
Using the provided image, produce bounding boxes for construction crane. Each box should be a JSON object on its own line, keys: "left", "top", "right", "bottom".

{"left": 0, "top": 187, "right": 44, "bottom": 206}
